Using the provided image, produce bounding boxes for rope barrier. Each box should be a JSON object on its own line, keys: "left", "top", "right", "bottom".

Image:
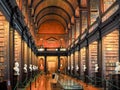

{"left": 106, "top": 80, "right": 120, "bottom": 89}
{"left": 13, "top": 81, "right": 19, "bottom": 90}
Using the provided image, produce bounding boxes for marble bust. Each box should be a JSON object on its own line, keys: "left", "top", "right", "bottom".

{"left": 83, "top": 65, "right": 86, "bottom": 72}
{"left": 13, "top": 62, "right": 20, "bottom": 75}
{"left": 95, "top": 64, "right": 99, "bottom": 72}
{"left": 115, "top": 62, "right": 120, "bottom": 74}
{"left": 29, "top": 64, "right": 33, "bottom": 72}
{"left": 23, "top": 64, "right": 27, "bottom": 73}
{"left": 76, "top": 65, "right": 79, "bottom": 71}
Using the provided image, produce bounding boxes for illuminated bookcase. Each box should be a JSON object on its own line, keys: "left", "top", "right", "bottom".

{"left": 68, "top": 56, "right": 70, "bottom": 69}
{"left": 0, "top": 12, "right": 9, "bottom": 82}
{"left": 102, "top": 30, "right": 119, "bottom": 78}
{"left": 28, "top": 47, "right": 32, "bottom": 65}
{"left": 23, "top": 42, "right": 28, "bottom": 65}
{"left": 80, "top": 47, "right": 86, "bottom": 76}
{"left": 89, "top": 41, "right": 98, "bottom": 77}
{"left": 103, "top": 0, "right": 116, "bottom": 12}
{"left": 75, "top": 19, "right": 80, "bottom": 39}
{"left": 90, "top": 0, "right": 99, "bottom": 25}
{"left": 90, "top": 12, "right": 98, "bottom": 25}
{"left": 81, "top": 11, "right": 87, "bottom": 34}
{"left": 71, "top": 54, "right": 74, "bottom": 73}
{"left": 75, "top": 51, "right": 79, "bottom": 71}
{"left": 14, "top": 31, "right": 21, "bottom": 62}
{"left": 72, "top": 25, "right": 75, "bottom": 43}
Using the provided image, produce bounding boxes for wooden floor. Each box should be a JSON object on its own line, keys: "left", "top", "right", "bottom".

{"left": 26, "top": 74, "right": 102, "bottom": 90}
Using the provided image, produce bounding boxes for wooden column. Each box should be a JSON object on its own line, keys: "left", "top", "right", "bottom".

{"left": 58, "top": 55, "right": 60, "bottom": 73}
{"left": 44, "top": 55, "right": 47, "bottom": 73}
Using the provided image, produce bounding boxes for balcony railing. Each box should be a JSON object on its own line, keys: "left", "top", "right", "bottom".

{"left": 102, "top": 1, "right": 119, "bottom": 22}
{"left": 81, "top": 31, "right": 87, "bottom": 40}
{"left": 89, "top": 20, "right": 99, "bottom": 33}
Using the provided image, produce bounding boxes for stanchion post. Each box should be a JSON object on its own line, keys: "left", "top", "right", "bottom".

{"left": 104, "top": 80, "right": 106, "bottom": 90}
{"left": 35, "top": 77, "right": 36, "bottom": 88}
{"left": 30, "top": 79, "right": 31, "bottom": 90}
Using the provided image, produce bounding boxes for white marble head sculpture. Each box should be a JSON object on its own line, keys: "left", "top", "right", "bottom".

{"left": 76, "top": 65, "right": 79, "bottom": 71}
{"left": 83, "top": 65, "right": 86, "bottom": 72}
{"left": 29, "top": 64, "right": 32, "bottom": 72}
{"left": 71, "top": 66, "right": 74, "bottom": 70}
{"left": 95, "top": 64, "right": 99, "bottom": 72}
{"left": 68, "top": 66, "right": 70, "bottom": 70}
{"left": 23, "top": 64, "right": 27, "bottom": 73}
{"left": 33, "top": 65, "right": 37, "bottom": 71}
{"left": 115, "top": 62, "right": 120, "bottom": 74}
{"left": 13, "top": 62, "right": 20, "bottom": 75}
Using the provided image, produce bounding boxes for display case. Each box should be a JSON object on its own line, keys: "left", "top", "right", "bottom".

{"left": 89, "top": 41, "right": 98, "bottom": 77}
{"left": 0, "top": 12, "right": 9, "bottom": 82}
{"left": 80, "top": 47, "right": 86, "bottom": 76}
{"left": 102, "top": 30, "right": 119, "bottom": 78}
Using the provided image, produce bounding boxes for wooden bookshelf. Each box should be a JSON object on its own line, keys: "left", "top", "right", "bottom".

{"left": 81, "top": 11, "right": 87, "bottom": 34}
{"left": 75, "top": 51, "right": 79, "bottom": 72}
{"left": 103, "top": 0, "right": 116, "bottom": 12}
{"left": 71, "top": 54, "right": 74, "bottom": 72}
{"left": 14, "top": 31, "right": 21, "bottom": 62}
{"left": 80, "top": 47, "right": 86, "bottom": 76}
{"left": 102, "top": 30, "right": 119, "bottom": 78}
{"left": 90, "top": 0, "right": 99, "bottom": 25}
{"left": 75, "top": 19, "right": 80, "bottom": 39}
{"left": 0, "top": 12, "right": 9, "bottom": 82}
{"left": 89, "top": 41, "right": 98, "bottom": 77}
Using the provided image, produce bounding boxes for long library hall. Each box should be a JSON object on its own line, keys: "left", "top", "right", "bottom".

{"left": 0, "top": 0, "right": 120, "bottom": 90}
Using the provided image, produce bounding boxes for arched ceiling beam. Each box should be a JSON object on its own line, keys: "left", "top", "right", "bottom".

{"left": 38, "top": 15, "right": 67, "bottom": 30}
{"left": 39, "top": 19, "right": 66, "bottom": 32}
{"left": 37, "top": 13, "right": 68, "bottom": 27}
{"left": 35, "top": 6, "right": 71, "bottom": 23}
{"left": 34, "top": 0, "right": 74, "bottom": 18}
{"left": 67, "top": 0, "right": 78, "bottom": 10}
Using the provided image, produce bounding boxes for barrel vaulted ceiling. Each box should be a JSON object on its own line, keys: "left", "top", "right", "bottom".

{"left": 28, "top": 0, "right": 87, "bottom": 49}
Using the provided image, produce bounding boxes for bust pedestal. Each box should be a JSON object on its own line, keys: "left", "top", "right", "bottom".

{"left": 94, "top": 72, "right": 102, "bottom": 87}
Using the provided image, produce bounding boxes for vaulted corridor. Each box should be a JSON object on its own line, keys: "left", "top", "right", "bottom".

{"left": 0, "top": 0, "right": 120, "bottom": 90}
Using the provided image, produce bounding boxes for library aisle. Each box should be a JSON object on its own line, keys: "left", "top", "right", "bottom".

{"left": 26, "top": 74, "right": 102, "bottom": 90}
